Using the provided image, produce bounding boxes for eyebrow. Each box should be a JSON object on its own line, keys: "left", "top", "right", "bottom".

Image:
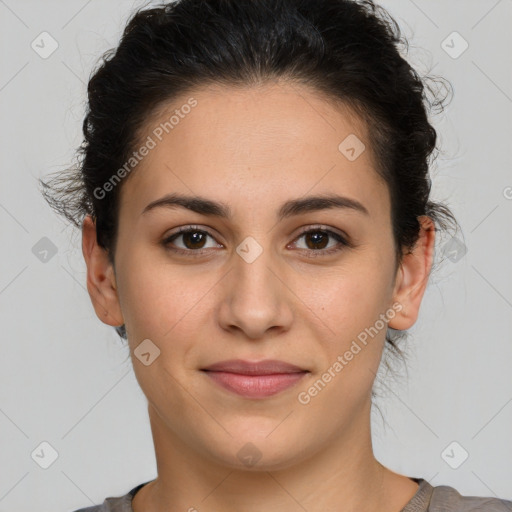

{"left": 141, "top": 192, "right": 370, "bottom": 220}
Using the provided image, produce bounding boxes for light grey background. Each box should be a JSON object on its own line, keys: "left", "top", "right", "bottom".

{"left": 1, "top": 1, "right": 511, "bottom": 511}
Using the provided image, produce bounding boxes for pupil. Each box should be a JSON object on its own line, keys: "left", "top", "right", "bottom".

{"left": 185, "top": 232, "right": 205, "bottom": 249}
{"left": 307, "top": 231, "right": 328, "bottom": 250}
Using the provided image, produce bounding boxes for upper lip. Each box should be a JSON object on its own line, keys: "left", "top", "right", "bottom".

{"left": 201, "top": 359, "right": 308, "bottom": 375}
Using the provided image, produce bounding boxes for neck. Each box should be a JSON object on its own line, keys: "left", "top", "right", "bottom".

{"left": 132, "top": 399, "right": 415, "bottom": 512}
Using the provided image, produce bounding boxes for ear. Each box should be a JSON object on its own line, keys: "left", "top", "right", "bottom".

{"left": 388, "top": 215, "right": 436, "bottom": 330}
{"left": 81, "top": 215, "right": 124, "bottom": 327}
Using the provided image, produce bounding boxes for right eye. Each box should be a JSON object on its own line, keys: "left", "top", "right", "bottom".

{"left": 161, "top": 226, "right": 222, "bottom": 256}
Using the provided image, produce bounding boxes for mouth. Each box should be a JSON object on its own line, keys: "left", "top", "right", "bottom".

{"left": 200, "top": 359, "right": 309, "bottom": 399}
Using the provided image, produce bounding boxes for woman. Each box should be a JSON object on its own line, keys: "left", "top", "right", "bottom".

{"left": 40, "top": 0, "right": 512, "bottom": 510}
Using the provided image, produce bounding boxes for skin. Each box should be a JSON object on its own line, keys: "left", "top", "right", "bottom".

{"left": 82, "top": 81, "right": 435, "bottom": 512}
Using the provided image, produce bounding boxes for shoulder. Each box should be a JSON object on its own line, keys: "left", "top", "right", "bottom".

{"left": 68, "top": 496, "right": 128, "bottom": 512}
{"left": 69, "top": 507, "right": 106, "bottom": 512}
{"left": 429, "top": 484, "right": 512, "bottom": 511}
{"left": 68, "top": 481, "right": 149, "bottom": 512}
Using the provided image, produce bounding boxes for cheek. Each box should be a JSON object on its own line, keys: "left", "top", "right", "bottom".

{"left": 308, "top": 275, "right": 390, "bottom": 396}
{"left": 116, "top": 250, "right": 217, "bottom": 342}
{"left": 314, "top": 264, "right": 391, "bottom": 331}
{"left": 309, "top": 263, "right": 393, "bottom": 388}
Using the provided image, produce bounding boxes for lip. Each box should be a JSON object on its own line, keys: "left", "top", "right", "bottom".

{"left": 200, "top": 359, "right": 309, "bottom": 399}
{"left": 201, "top": 359, "right": 307, "bottom": 374}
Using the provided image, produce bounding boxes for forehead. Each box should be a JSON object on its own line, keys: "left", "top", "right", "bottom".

{"left": 119, "top": 81, "right": 390, "bottom": 223}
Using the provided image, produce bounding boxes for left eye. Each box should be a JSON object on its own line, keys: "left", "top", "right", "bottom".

{"left": 292, "top": 228, "right": 348, "bottom": 254}
{"left": 162, "top": 226, "right": 349, "bottom": 256}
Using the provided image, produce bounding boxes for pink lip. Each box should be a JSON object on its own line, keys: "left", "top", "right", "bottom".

{"left": 201, "top": 359, "right": 309, "bottom": 399}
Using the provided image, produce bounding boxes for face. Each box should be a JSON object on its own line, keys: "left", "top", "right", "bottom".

{"left": 83, "top": 81, "right": 434, "bottom": 471}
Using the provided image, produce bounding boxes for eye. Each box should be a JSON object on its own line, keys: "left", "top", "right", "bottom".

{"left": 161, "top": 225, "right": 351, "bottom": 257}
{"left": 290, "top": 226, "right": 350, "bottom": 256}
{"left": 162, "top": 226, "right": 221, "bottom": 256}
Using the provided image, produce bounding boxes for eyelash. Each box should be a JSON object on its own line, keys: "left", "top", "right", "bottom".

{"left": 161, "top": 225, "right": 351, "bottom": 258}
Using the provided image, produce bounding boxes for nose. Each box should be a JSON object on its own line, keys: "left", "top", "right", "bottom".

{"left": 217, "top": 241, "right": 294, "bottom": 340}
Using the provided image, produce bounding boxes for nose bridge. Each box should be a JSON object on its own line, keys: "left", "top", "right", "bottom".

{"left": 233, "top": 234, "right": 279, "bottom": 298}
{"left": 219, "top": 232, "right": 292, "bottom": 336}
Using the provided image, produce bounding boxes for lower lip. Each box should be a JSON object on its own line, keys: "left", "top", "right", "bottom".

{"left": 202, "top": 370, "right": 308, "bottom": 398}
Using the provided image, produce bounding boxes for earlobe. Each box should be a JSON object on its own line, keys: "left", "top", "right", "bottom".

{"left": 388, "top": 215, "right": 435, "bottom": 331}
{"left": 82, "top": 215, "right": 124, "bottom": 327}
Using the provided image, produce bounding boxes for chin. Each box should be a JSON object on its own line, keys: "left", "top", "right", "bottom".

{"left": 202, "top": 429, "right": 311, "bottom": 472}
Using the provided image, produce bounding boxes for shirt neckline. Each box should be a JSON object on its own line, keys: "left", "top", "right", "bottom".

{"left": 400, "top": 478, "right": 434, "bottom": 512}
{"left": 127, "top": 476, "right": 434, "bottom": 512}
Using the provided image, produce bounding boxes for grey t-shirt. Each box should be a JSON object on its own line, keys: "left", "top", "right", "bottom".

{"left": 72, "top": 477, "right": 512, "bottom": 511}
